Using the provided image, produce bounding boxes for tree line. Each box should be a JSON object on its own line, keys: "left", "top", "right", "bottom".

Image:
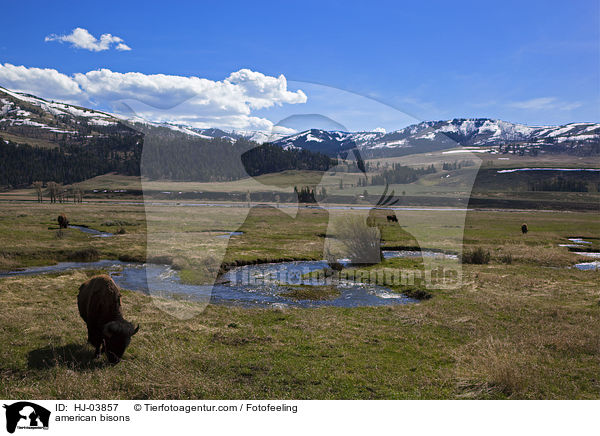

{"left": 370, "top": 163, "right": 437, "bottom": 185}
{"left": 0, "top": 130, "right": 337, "bottom": 187}
{"left": 528, "top": 176, "right": 597, "bottom": 192}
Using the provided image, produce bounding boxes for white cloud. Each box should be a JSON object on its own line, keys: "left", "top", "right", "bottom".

{"left": 45, "top": 27, "right": 131, "bottom": 52}
{"left": 115, "top": 43, "right": 132, "bottom": 51}
{"left": 271, "top": 125, "right": 298, "bottom": 136}
{"left": 509, "top": 97, "right": 582, "bottom": 111}
{"left": 0, "top": 63, "right": 84, "bottom": 104}
{"left": 0, "top": 63, "right": 307, "bottom": 131}
{"left": 225, "top": 70, "right": 307, "bottom": 108}
{"left": 72, "top": 68, "right": 306, "bottom": 115}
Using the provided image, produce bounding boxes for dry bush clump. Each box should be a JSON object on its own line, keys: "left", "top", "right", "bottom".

{"left": 335, "top": 216, "right": 382, "bottom": 265}
{"left": 461, "top": 247, "right": 490, "bottom": 264}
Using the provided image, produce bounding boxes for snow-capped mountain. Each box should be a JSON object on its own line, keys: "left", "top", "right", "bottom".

{"left": 190, "top": 128, "right": 277, "bottom": 144}
{"left": 272, "top": 118, "right": 600, "bottom": 156}
{"left": 271, "top": 129, "right": 361, "bottom": 155}
{"left": 397, "top": 118, "right": 600, "bottom": 147}
{"left": 1, "top": 86, "right": 597, "bottom": 157}
{"left": 0, "top": 86, "right": 148, "bottom": 153}
{"left": 0, "top": 86, "right": 249, "bottom": 145}
{"left": 0, "top": 87, "right": 118, "bottom": 128}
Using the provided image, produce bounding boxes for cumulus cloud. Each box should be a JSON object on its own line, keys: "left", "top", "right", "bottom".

{"left": 0, "top": 63, "right": 307, "bottom": 131}
{"left": 45, "top": 27, "right": 132, "bottom": 52}
{"left": 271, "top": 125, "right": 298, "bottom": 136}
{"left": 0, "top": 63, "right": 84, "bottom": 104}
{"left": 226, "top": 70, "right": 307, "bottom": 108}
{"left": 509, "top": 97, "right": 582, "bottom": 111}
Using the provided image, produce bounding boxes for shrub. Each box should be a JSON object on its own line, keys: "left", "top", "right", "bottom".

{"left": 462, "top": 247, "right": 491, "bottom": 264}
{"left": 401, "top": 288, "right": 432, "bottom": 300}
{"left": 335, "top": 216, "right": 382, "bottom": 265}
{"left": 66, "top": 248, "right": 100, "bottom": 262}
{"left": 102, "top": 220, "right": 138, "bottom": 227}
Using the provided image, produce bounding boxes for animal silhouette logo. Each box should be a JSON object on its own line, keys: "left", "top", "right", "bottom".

{"left": 3, "top": 402, "right": 50, "bottom": 433}
{"left": 117, "top": 82, "right": 481, "bottom": 319}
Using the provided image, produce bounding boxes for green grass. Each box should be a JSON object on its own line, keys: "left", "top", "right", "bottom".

{"left": 0, "top": 200, "right": 599, "bottom": 399}
{"left": 0, "top": 204, "right": 147, "bottom": 270}
{"left": 280, "top": 285, "right": 341, "bottom": 301}
{"left": 4, "top": 160, "right": 597, "bottom": 212}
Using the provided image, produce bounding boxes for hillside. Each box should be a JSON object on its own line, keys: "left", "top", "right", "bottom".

{"left": 0, "top": 87, "right": 334, "bottom": 186}
{"left": 1, "top": 86, "right": 598, "bottom": 189}
{"left": 273, "top": 119, "right": 600, "bottom": 157}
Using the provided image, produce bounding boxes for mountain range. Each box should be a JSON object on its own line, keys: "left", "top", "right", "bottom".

{"left": 271, "top": 120, "right": 600, "bottom": 157}
{"left": 1, "top": 86, "right": 598, "bottom": 158}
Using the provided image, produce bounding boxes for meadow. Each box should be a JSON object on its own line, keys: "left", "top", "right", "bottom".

{"left": 0, "top": 198, "right": 598, "bottom": 399}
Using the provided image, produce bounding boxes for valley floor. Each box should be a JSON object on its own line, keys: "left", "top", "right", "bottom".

{"left": 0, "top": 202, "right": 598, "bottom": 399}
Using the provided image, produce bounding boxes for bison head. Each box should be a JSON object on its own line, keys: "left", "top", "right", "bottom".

{"left": 102, "top": 321, "right": 139, "bottom": 363}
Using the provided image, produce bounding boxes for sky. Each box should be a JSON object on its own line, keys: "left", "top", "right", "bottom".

{"left": 0, "top": 0, "right": 598, "bottom": 133}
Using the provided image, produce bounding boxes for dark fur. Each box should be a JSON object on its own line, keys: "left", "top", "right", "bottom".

{"left": 386, "top": 214, "right": 398, "bottom": 223}
{"left": 77, "top": 275, "right": 139, "bottom": 363}
{"left": 57, "top": 214, "right": 69, "bottom": 229}
{"left": 521, "top": 223, "right": 528, "bottom": 234}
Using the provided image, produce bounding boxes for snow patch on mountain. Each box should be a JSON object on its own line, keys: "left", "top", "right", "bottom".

{"left": 271, "top": 118, "right": 599, "bottom": 156}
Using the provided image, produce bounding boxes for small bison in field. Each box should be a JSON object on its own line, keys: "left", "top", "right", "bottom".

{"left": 521, "top": 223, "right": 528, "bottom": 234}
{"left": 387, "top": 214, "right": 398, "bottom": 223}
{"left": 77, "top": 275, "right": 139, "bottom": 364}
{"left": 57, "top": 214, "right": 69, "bottom": 229}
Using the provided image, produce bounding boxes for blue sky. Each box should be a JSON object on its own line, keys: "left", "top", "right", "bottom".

{"left": 0, "top": 0, "right": 598, "bottom": 132}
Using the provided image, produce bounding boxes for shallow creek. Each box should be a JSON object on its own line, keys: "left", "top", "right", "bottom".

{"left": 0, "top": 250, "right": 457, "bottom": 308}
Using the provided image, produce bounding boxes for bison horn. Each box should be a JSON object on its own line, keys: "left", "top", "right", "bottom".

{"left": 133, "top": 324, "right": 140, "bottom": 335}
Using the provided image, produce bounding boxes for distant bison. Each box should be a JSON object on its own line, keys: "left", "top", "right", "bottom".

{"left": 521, "top": 223, "right": 528, "bottom": 234}
{"left": 77, "top": 275, "right": 139, "bottom": 364}
{"left": 387, "top": 214, "right": 398, "bottom": 223}
{"left": 57, "top": 214, "right": 69, "bottom": 229}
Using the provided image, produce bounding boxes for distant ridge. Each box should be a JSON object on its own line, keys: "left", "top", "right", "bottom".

{"left": 1, "top": 86, "right": 598, "bottom": 157}
{"left": 271, "top": 119, "right": 600, "bottom": 157}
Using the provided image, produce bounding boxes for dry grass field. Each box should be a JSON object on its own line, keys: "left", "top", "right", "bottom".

{"left": 0, "top": 200, "right": 598, "bottom": 399}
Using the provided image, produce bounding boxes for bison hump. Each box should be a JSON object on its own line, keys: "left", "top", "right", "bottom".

{"left": 77, "top": 275, "right": 122, "bottom": 323}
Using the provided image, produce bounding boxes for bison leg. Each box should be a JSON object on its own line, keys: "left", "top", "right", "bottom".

{"left": 93, "top": 344, "right": 102, "bottom": 359}
{"left": 88, "top": 327, "right": 103, "bottom": 358}
{"left": 93, "top": 340, "right": 107, "bottom": 359}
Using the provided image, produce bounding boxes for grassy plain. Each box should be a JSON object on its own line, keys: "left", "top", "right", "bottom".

{"left": 0, "top": 197, "right": 598, "bottom": 399}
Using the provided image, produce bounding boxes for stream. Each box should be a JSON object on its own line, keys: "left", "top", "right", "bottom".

{"left": 0, "top": 251, "right": 443, "bottom": 308}
{"left": 559, "top": 237, "right": 600, "bottom": 271}
{"left": 69, "top": 225, "right": 114, "bottom": 237}
{"left": 3, "top": 237, "right": 596, "bottom": 308}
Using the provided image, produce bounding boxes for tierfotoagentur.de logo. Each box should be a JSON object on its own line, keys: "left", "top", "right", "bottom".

{"left": 3, "top": 402, "right": 50, "bottom": 433}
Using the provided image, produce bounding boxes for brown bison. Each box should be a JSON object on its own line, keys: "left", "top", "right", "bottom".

{"left": 77, "top": 275, "right": 139, "bottom": 363}
{"left": 521, "top": 223, "right": 528, "bottom": 234}
{"left": 387, "top": 214, "right": 398, "bottom": 223}
{"left": 57, "top": 214, "right": 69, "bottom": 229}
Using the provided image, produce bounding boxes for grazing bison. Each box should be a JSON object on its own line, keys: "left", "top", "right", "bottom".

{"left": 521, "top": 223, "right": 528, "bottom": 234}
{"left": 57, "top": 214, "right": 69, "bottom": 229}
{"left": 77, "top": 275, "right": 139, "bottom": 363}
{"left": 387, "top": 214, "right": 398, "bottom": 223}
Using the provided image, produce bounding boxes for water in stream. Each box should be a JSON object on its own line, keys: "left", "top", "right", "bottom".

{"left": 4, "top": 238, "right": 595, "bottom": 309}
{"left": 69, "top": 225, "right": 114, "bottom": 237}
{"left": 0, "top": 254, "right": 423, "bottom": 308}
{"left": 559, "top": 238, "right": 600, "bottom": 271}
